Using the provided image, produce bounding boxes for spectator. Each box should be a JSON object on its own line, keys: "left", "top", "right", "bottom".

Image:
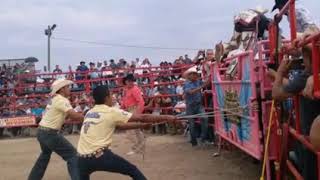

{"left": 102, "top": 60, "right": 108, "bottom": 69}
{"left": 89, "top": 62, "right": 100, "bottom": 89}
{"left": 66, "top": 65, "right": 74, "bottom": 81}
{"left": 76, "top": 61, "right": 89, "bottom": 89}
{"left": 176, "top": 78, "right": 185, "bottom": 101}
{"left": 97, "top": 62, "right": 102, "bottom": 71}
{"left": 184, "top": 54, "right": 193, "bottom": 64}
{"left": 31, "top": 102, "right": 45, "bottom": 117}
{"left": 108, "top": 59, "right": 118, "bottom": 88}
{"left": 121, "top": 74, "right": 145, "bottom": 155}
{"left": 101, "top": 61, "right": 111, "bottom": 85}
{"left": 42, "top": 66, "right": 52, "bottom": 83}
{"left": 203, "top": 49, "right": 215, "bottom": 79}
{"left": 135, "top": 58, "right": 143, "bottom": 76}
{"left": 139, "top": 58, "right": 152, "bottom": 84}
{"left": 72, "top": 98, "right": 89, "bottom": 134}
{"left": 172, "top": 58, "right": 184, "bottom": 80}
{"left": 135, "top": 58, "right": 141, "bottom": 67}
{"left": 183, "top": 66, "right": 210, "bottom": 147}
{"left": 78, "top": 61, "right": 89, "bottom": 72}
{"left": 148, "top": 92, "right": 166, "bottom": 134}
{"left": 89, "top": 62, "right": 99, "bottom": 79}
{"left": 53, "top": 65, "right": 62, "bottom": 73}
{"left": 109, "top": 59, "right": 118, "bottom": 70}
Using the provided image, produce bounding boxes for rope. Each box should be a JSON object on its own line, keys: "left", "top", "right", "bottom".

{"left": 260, "top": 100, "right": 275, "bottom": 180}
{"left": 176, "top": 105, "right": 257, "bottom": 120}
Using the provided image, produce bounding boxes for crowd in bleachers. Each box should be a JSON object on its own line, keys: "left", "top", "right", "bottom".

{"left": 0, "top": 55, "right": 198, "bottom": 136}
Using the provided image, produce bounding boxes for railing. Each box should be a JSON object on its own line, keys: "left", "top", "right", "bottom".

{"left": 267, "top": 0, "right": 320, "bottom": 179}
{"left": 0, "top": 64, "right": 216, "bottom": 129}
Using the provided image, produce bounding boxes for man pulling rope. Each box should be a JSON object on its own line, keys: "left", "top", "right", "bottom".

{"left": 77, "top": 85, "right": 177, "bottom": 180}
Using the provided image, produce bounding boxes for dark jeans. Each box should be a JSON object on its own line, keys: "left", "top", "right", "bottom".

{"left": 186, "top": 105, "right": 209, "bottom": 146}
{"left": 28, "top": 129, "right": 79, "bottom": 180}
{"left": 78, "top": 149, "right": 147, "bottom": 180}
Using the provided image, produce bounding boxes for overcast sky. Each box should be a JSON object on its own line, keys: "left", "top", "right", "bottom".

{"left": 1, "top": 0, "right": 319, "bottom": 71}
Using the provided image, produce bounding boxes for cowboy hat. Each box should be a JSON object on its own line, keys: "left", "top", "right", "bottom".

{"left": 252, "top": 5, "right": 269, "bottom": 14}
{"left": 183, "top": 66, "right": 198, "bottom": 77}
{"left": 272, "top": 0, "right": 288, "bottom": 12}
{"left": 50, "top": 79, "right": 73, "bottom": 95}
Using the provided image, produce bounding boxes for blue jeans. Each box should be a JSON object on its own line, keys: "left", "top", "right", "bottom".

{"left": 186, "top": 105, "right": 209, "bottom": 146}
{"left": 28, "top": 129, "right": 79, "bottom": 180}
{"left": 78, "top": 149, "right": 147, "bottom": 180}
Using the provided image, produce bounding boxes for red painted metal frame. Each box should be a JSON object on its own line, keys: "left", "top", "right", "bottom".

{"left": 268, "top": 0, "right": 320, "bottom": 179}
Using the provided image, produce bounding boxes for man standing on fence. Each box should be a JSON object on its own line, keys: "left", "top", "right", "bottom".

{"left": 121, "top": 74, "right": 146, "bottom": 156}
{"left": 28, "top": 79, "right": 84, "bottom": 180}
{"left": 183, "top": 66, "right": 210, "bottom": 147}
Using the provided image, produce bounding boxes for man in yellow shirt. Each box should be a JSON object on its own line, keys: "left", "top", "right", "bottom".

{"left": 28, "top": 79, "right": 84, "bottom": 180}
{"left": 77, "top": 85, "right": 177, "bottom": 180}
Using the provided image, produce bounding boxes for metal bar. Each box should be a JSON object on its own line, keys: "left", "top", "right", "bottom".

{"left": 294, "top": 96, "right": 301, "bottom": 133}
{"left": 289, "top": 0, "right": 297, "bottom": 40}
{"left": 289, "top": 127, "right": 318, "bottom": 153}
{"left": 286, "top": 160, "right": 303, "bottom": 180}
{"left": 312, "top": 40, "right": 320, "bottom": 98}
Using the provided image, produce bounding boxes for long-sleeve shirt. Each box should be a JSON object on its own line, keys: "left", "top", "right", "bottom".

{"left": 183, "top": 80, "right": 203, "bottom": 108}
{"left": 121, "top": 85, "right": 145, "bottom": 113}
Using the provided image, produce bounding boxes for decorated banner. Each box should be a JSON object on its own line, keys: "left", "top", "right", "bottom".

{"left": 0, "top": 116, "right": 36, "bottom": 128}
{"left": 212, "top": 52, "right": 262, "bottom": 160}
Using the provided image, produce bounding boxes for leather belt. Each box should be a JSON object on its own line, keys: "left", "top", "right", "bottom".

{"left": 38, "top": 126, "right": 59, "bottom": 133}
{"left": 78, "top": 146, "right": 110, "bottom": 159}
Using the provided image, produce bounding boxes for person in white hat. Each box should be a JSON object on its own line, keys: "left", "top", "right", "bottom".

{"left": 183, "top": 66, "right": 211, "bottom": 147}
{"left": 28, "top": 79, "right": 84, "bottom": 180}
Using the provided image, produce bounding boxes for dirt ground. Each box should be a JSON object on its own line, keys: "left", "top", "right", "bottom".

{"left": 0, "top": 133, "right": 260, "bottom": 180}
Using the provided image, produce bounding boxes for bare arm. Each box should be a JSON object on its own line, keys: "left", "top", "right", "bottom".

{"left": 272, "top": 73, "right": 293, "bottom": 100}
{"left": 116, "top": 123, "right": 151, "bottom": 130}
{"left": 128, "top": 113, "right": 176, "bottom": 123}
{"left": 185, "top": 80, "right": 210, "bottom": 95}
{"left": 272, "top": 58, "right": 294, "bottom": 100}
{"left": 66, "top": 109, "right": 84, "bottom": 121}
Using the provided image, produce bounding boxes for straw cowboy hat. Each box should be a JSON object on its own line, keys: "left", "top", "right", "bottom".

{"left": 50, "top": 79, "right": 74, "bottom": 95}
{"left": 183, "top": 66, "right": 198, "bottom": 78}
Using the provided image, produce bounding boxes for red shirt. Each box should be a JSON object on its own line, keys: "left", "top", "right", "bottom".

{"left": 121, "top": 85, "right": 145, "bottom": 113}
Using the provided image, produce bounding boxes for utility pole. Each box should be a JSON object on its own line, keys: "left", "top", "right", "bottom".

{"left": 45, "top": 24, "right": 57, "bottom": 72}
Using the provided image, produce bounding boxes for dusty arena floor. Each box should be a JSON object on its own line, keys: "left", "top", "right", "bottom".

{"left": 0, "top": 133, "right": 260, "bottom": 180}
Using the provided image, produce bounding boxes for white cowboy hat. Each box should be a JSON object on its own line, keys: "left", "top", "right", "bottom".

{"left": 183, "top": 66, "right": 198, "bottom": 77}
{"left": 251, "top": 5, "right": 269, "bottom": 14}
{"left": 50, "top": 79, "right": 73, "bottom": 95}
